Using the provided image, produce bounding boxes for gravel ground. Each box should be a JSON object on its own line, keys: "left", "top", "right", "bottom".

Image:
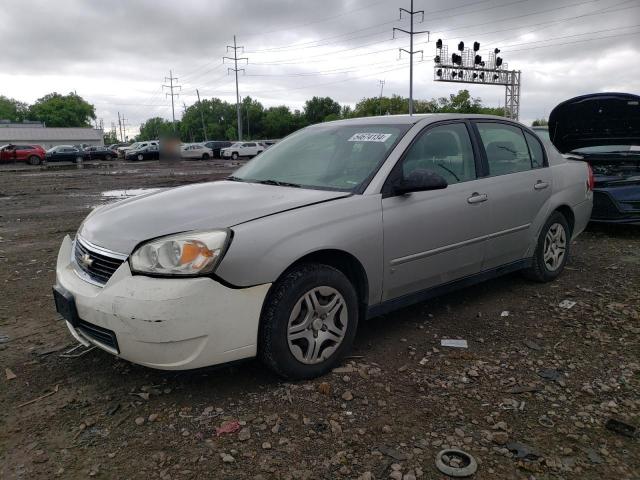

{"left": 1, "top": 160, "right": 639, "bottom": 479}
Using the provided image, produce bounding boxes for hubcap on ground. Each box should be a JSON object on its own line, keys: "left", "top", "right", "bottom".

{"left": 543, "top": 223, "right": 566, "bottom": 271}
{"left": 287, "top": 286, "right": 348, "bottom": 365}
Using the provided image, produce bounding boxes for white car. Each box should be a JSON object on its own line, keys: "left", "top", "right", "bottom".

{"left": 180, "top": 144, "right": 214, "bottom": 160}
{"left": 221, "top": 142, "right": 264, "bottom": 159}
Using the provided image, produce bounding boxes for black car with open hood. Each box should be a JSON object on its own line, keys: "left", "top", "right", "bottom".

{"left": 549, "top": 92, "right": 640, "bottom": 224}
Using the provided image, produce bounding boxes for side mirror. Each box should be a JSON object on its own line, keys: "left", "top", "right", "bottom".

{"left": 393, "top": 169, "right": 448, "bottom": 195}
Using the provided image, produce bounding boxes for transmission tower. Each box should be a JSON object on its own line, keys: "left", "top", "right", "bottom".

{"left": 393, "top": 0, "right": 429, "bottom": 115}
{"left": 223, "top": 36, "right": 248, "bottom": 141}
{"left": 163, "top": 70, "right": 181, "bottom": 131}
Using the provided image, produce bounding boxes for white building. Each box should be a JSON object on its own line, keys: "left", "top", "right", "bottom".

{"left": 0, "top": 122, "right": 103, "bottom": 149}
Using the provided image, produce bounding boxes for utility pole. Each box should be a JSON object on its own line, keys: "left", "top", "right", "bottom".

{"left": 196, "top": 89, "right": 208, "bottom": 141}
{"left": 246, "top": 101, "right": 250, "bottom": 139}
{"left": 378, "top": 80, "right": 386, "bottom": 116}
{"left": 223, "top": 36, "right": 248, "bottom": 141}
{"left": 117, "top": 112, "right": 123, "bottom": 142}
{"left": 121, "top": 115, "right": 129, "bottom": 141}
{"left": 163, "top": 70, "right": 181, "bottom": 132}
{"left": 393, "top": 0, "right": 429, "bottom": 115}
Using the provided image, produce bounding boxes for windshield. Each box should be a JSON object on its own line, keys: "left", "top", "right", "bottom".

{"left": 232, "top": 123, "right": 410, "bottom": 191}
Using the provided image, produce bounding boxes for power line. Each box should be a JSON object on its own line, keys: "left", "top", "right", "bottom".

{"left": 394, "top": 0, "right": 429, "bottom": 115}
{"left": 162, "top": 70, "right": 181, "bottom": 131}
{"left": 223, "top": 35, "right": 248, "bottom": 141}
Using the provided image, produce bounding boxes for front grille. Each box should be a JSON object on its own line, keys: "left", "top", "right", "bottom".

{"left": 592, "top": 191, "right": 622, "bottom": 219}
{"left": 74, "top": 238, "right": 126, "bottom": 285}
{"left": 77, "top": 319, "right": 119, "bottom": 353}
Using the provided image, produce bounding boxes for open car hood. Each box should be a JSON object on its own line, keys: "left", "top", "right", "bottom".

{"left": 548, "top": 92, "right": 640, "bottom": 153}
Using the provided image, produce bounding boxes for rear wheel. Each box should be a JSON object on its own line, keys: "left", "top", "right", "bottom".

{"left": 232, "top": 152, "right": 239, "bottom": 160}
{"left": 259, "top": 264, "right": 358, "bottom": 379}
{"left": 202, "top": 153, "right": 210, "bottom": 159}
{"left": 75, "top": 156, "right": 83, "bottom": 163}
{"left": 137, "top": 154, "right": 144, "bottom": 161}
{"left": 28, "top": 155, "right": 41, "bottom": 165}
{"left": 523, "top": 212, "right": 570, "bottom": 282}
{"left": 105, "top": 154, "right": 112, "bottom": 161}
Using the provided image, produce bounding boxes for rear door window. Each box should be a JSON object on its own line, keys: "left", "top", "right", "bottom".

{"left": 524, "top": 131, "right": 545, "bottom": 168}
{"left": 476, "top": 123, "right": 533, "bottom": 176}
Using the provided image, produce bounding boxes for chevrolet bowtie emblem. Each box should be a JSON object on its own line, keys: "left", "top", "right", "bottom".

{"left": 80, "top": 253, "right": 94, "bottom": 268}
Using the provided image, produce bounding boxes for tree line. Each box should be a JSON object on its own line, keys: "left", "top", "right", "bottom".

{"left": 137, "top": 89, "right": 506, "bottom": 142}
{"left": 1, "top": 89, "right": 507, "bottom": 145}
{"left": 0, "top": 93, "right": 96, "bottom": 128}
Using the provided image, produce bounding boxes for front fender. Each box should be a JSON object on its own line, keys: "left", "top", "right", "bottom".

{"left": 216, "top": 194, "right": 384, "bottom": 305}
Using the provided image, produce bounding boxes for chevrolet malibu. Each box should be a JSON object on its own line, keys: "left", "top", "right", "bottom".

{"left": 53, "top": 114, "right": 593, "bottom": 379}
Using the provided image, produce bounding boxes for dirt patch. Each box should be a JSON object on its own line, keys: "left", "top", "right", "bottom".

{"left": 1, "top": 161, "right": 639, "bottom": 479}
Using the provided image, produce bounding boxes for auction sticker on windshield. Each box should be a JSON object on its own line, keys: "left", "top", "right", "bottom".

{"left": 348, "top": 133, "right": 392, "bottom": 142}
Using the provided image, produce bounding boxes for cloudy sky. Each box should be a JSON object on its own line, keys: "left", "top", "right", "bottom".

{"left": 1, "top": 0, "right": 639, "bottom": 136}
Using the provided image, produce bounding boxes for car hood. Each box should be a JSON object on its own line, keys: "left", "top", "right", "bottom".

{"left": 79, "top": 181, "right": 350, "bottom": 254}
{"left": 548, "top": 92, "right": 640, "bottom": 153}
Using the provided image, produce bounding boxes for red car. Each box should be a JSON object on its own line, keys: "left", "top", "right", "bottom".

{"left": 0, "top": 144, "right": 47, "bottom": 165}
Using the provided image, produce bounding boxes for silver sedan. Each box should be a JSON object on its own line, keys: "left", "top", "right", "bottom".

{"left": 53, "top": 114, "right": 593, "bottom": 379}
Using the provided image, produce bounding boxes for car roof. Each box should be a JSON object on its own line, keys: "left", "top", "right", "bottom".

{"left": 316, "top": 113, "right": 512, "bottom": 127}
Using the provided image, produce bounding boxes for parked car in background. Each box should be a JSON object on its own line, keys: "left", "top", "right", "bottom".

{"left": 549, "top": 92, "right": 639, "bottom": 224}
{"left": 220, "top": 141, "right": 264, "bottom": 159}
{"left": 53, "top": 114, "right": 592, "bottom": 379}
{"left": 180, "top": 143, "right": 214, "bottom": 160}
{"left": 125, "top": 144, "right": 159, "bottom": 161}
{"left": 84, "top": 146, "right": 117, "bottom": 161}
{"left": 0, "top": 144, "right": 47, "bottom": 165}
{"left": 117, "top": 141, "right": 158, "bottom": 158}
{"left": 203, "top": 140, "right": 232, "bottom": 158}
{"left": 45, "top": 145, "right": 84, "bottom": 163}
{"left": 108, "top": 143, "right": 129, "bottom": 151}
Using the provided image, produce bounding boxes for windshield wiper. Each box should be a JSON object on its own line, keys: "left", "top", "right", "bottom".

{"left": 256, "top": 179, "right": 302, "bottom": 188}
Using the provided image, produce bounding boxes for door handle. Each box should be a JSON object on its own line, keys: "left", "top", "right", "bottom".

{"left": 467, "top": 192, "right": 488, "bottom": 204}
{"left": 534, "top": 181, "right": 549, "bottom": 190}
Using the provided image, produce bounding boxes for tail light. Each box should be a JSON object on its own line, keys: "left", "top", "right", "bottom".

{"left": 587, "top": 164, "right": 595, "bottom": 191}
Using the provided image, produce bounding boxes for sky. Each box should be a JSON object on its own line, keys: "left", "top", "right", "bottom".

{"left": 1, "top": 0, "right": 639, "bottom": 138}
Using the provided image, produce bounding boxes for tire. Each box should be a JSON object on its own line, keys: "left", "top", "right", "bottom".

{"left": 259, "top": 264, "right": 359, "bottom": 380}
{"left": 232, "top": 152, "right": 239, "bottom": 160}
{"left": 202, "top": 153, "right": 210, "bottom": 160}
{"left": 105, "top": 154, "right": 112, "bottom": 161}
{"left": 28, "top": 155, "right": 41, "bottom": 166}
{"left": 138, "top": 154, "right": 144, "bottom": 161}
{"left": 75, "top": 156, "right": 83, "bottom": 163}
{"left": 523, "top": 211, "right": 571, "bottom": 282}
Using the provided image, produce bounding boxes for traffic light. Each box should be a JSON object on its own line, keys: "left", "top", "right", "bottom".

{"left": 436, "top": 38, "right": 443, "bottom": 49}
{"left": 458, "top": 41, "right": 465, "bottom": 51}
{"left": 434, "top": 55, "right": 441, "bottom": 64}
{"left": 495, "top": 57, "right": 503, "bottom": 67}
{"left": 473, "top": 41, "right": 480, "bottom": 52}
{"left": 474, "top": 55, "right": 482, "bottom": 65}
{"left": 452, "top": 53, "right": 462, "bottom": 65}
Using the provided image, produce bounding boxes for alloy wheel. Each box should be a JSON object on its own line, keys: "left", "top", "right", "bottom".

{"left": 287, "top": 286, "right": 348, "bottom": 365}
{"left": 543, "top": 223, "right": 566, "bottom": 271}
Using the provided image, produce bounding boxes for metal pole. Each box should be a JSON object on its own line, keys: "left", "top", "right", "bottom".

{"left": 409, "top": 0, "right": 414, "bottom": 115}
{"left": 196, "top": 89, "right": 207, "bottom": 141}
{"left": 234, "top": 36, "right": 242, "bottom": 141}
{"left": 169, "top": 70, "right": 175, "bottom": 128}
{"left": 378, "top": 80, "right": 385, "bottom": 116}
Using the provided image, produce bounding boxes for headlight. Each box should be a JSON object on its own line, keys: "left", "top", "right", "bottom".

{"left": 130, "top": 230, "right": 229, "bottom": 276}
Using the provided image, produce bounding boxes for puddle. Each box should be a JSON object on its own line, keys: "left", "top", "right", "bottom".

{"left": 100, "top": 188, "right": 160, "bottom": 198}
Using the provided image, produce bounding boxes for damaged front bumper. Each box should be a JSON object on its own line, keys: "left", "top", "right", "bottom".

{"left": 53, "top": 235, "right": 271, "bottom": 370}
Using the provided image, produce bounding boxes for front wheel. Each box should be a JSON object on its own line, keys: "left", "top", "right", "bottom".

{"left": 137, "top": 154, "right": 144, "bottom": 161}
{"left": 202, "top": 153, "right": 210, "bottom": 159}
{"left": 259, "top": 264, "right": 358, "bottom": 379}
{"left": 523, "top": 212, "right": 570, "bottom": 282}
{"left": 75, "top": 156, "right": 83, "bottom": 163}
{"left": 28, "top": 155, "right": 41, "bottom": 165}
{"left": 231, "top": 152, "right": 239, "bottom": 160}
{"left": 105, "top": 154, "right": 112, "bottom": 161}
